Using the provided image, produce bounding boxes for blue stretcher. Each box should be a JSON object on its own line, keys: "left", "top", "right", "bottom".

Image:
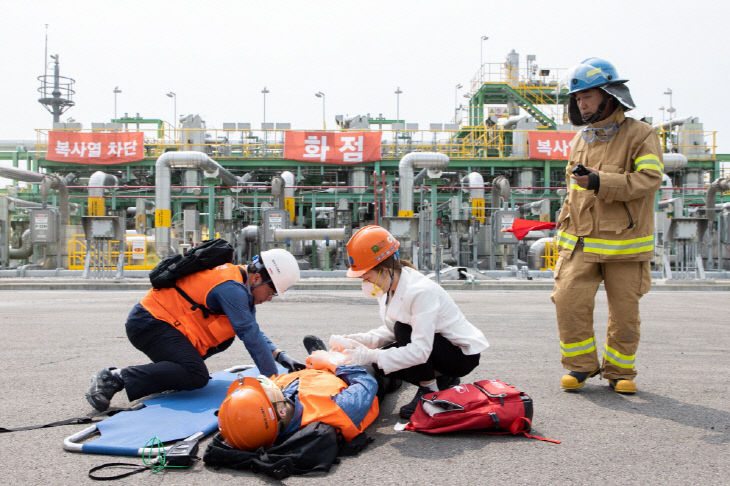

{"left": 64, "top": 364, "right": 285, "bottom": 456}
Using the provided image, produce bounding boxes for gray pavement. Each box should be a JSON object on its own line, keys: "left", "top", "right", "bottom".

{"left": 1, "top": 287, "right": 728, "bottom": 485}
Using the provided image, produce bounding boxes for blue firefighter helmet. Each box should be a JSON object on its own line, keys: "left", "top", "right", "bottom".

{"left": 568, "top": 57, "right": 627, "bottom": 94}
{"left": 567, "top": 57, "right": 635, "bottom": 125}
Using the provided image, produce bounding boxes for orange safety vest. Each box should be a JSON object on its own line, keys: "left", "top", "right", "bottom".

{"left": 273, "top": 369, "right": 380, "bottom": 441}
{"left": 141, "top": 263, "right": 246, "bottom": 355}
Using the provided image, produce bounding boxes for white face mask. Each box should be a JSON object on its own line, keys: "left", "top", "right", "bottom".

{"left": 362, "top": 269, "right": 388, "bottom": 298}
{"left": 361, "top": 280, "right": 385, "bottom": 298}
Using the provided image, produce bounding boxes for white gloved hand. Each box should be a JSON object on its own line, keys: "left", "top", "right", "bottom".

{"left": 329, "top": 334, "right": 362, "bottom": 352}
{"left": 341, "top": 342, "right": 380, "bottom": 367}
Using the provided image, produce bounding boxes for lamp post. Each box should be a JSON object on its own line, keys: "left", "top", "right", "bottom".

{"left": 315, "top": 91, "right": 326, "bottom": 130}
{"left": 463, "top": 92, "right": 472, "bottom": 125}
{"left": 663, "top": 88, "right": 675, "bottom": 122}
{"left": 166, "top": 91, "right": 176, "bottom": 129}
{"left": 394, "top": 86, "right": 403, "bottom": 123}
{"left": 394, "top": 86, "right": 403, "bottom": 154}
{"left": 480, "top": 35, "right": 489, "bottom": 82}
{"left": 113, "top": 86, "right": 121, "bottom": 120}
{"left": 261, "top": 86, "right": 270, "bottom": 125}
{"left": 454, "top": 83, "right": 463, "bottom": 123}
{"left": 261, "top": 86, "right": 270, "bottom": 148}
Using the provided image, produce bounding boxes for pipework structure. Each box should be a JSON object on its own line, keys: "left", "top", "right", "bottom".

{"left": 1, "top": 49, "right": 727, "bottom": 277}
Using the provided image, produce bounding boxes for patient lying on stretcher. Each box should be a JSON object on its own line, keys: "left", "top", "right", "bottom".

{"left": 216, "top": 336, "right": 397, "bottom": 451}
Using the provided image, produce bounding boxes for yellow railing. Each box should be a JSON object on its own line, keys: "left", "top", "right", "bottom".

{"left": 541, "top": 238, "right": 559, "bottom": 271}
{"left": 36, "top": 126, "right": 717, "bottom": 161}
{"left": 68, "top": 234, "right": 158, "bottom": 270}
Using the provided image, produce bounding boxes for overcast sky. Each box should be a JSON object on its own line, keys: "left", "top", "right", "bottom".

{"left": 1, "top": 0, "right": 728, "bottom": 154}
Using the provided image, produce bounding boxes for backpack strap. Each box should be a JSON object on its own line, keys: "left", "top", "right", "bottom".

{"left": 173, "top": 284, "right": 212, "bottom": 318}
{"left": 507, "top": 417, "right": 562, "bottom": 444}
{"left": 174, "top": 266, "right": 247, "bottom": 319}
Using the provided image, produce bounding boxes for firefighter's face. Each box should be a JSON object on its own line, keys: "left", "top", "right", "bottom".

{"left": 575, "top": 88, "right": 605, "bottom": 120}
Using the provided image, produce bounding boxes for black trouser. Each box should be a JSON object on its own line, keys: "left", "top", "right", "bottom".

{"left": 121, "top": 304, "right": 233, "bottom": 401}
{"left": 375, "top": 321, "right": 480, "bottom": 386}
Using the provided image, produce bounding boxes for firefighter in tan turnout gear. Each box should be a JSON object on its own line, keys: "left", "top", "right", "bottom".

{"left": 551, "top": 57, "right": 663, "bottom": 394}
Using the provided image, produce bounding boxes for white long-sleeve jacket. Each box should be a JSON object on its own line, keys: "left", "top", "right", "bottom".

{"left": 345, "top": 266, "right": 489, "bottom": 374}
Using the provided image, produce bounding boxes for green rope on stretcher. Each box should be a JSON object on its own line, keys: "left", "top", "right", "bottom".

{"left": 141, "top": 436, "right": 189, "bottom": 473}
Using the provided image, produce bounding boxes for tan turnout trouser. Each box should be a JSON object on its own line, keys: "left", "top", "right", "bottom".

{"left": 551, "top": 246, "right": 651, "bottom": 380}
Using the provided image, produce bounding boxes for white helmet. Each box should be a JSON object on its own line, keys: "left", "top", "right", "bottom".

{"left": 259, "top": 248, "right": 300, "bottom": 294}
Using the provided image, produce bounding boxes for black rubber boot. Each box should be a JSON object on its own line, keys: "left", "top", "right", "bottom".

{"left": 561, "top": 368, "right": 600, "bottom": 391}
{"left": 86, "top": 367, "right": 124, "bottom": 412}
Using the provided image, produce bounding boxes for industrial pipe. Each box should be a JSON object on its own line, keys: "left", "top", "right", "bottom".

{"left": 527, "top": 236, "right": 554, "bottom": 270}
{"left": 653, "top": 116, "right": 697, "bottom": 131}
{"left": 705, "top": 177, "right": 730, "bottom": 214}
{"left": 87, "top": 170, "right": 119, "bottom": 216}
{"left": 398, "top": 152, "right": 449, "bottom": 216}
{"left": 281, "top": 171, "right": 295, "bottom": 199}
{"left": 463, "top": 172, "right": 485, "bottom": 200}
{"left": 273, "top": 227, "right": 347, "bottom": 241}
{"left": 0, "top": 166, "right": 45, "bottom": 183}
{"left": 8, "top": 229, "right": 32, "bottom": 260}
{"left": 518, "top": 199, "right": 548, "bottom": 216}
{"left": 271, "top": 175, "right": 285, "bottom": 209}
{"left": 40, "top": 174, "right": 69, "bottom": 225}
{"left": 490, "top": 175, "right": 510, "bottom": 210}
{"left": 154, "top": 151, "right": 252, "bottom": 257}
{"left": 4, "top": 196, "right": 45, "bottom": 208}
{"left": 662, "top": 153, "right": 688, "bottom": 173}
{"left": 496, "top": 115, "right": 529, "bottom": 129}
{"left": 88, "top": 171, "right": 119, "bottom": 198}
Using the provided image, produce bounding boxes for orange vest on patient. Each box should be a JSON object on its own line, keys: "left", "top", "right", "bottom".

{"left": 141, "top": 263, "right": 244, "bottom": 355}
{"left": 274, "top": 368, "right": 380, "bottom": 441}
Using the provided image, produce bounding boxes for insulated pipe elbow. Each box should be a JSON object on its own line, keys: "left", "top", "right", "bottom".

{"left": 706, "top": 177, "right": 730, "bottom": 214}
{"left": 398, "top": 152, "right": 449, "bottom": 215}
{"left": 490, "top": 175, "right": 511, "bottom": 210}
{"left": 88, "top": 171, "right": 119, "bottom": 198}
{"left": 154, "top": 151, "right": 232, "bottom": 258}
{"left": 40, "top": 175, "right": 70, "bottom": 225}
{"left": 281, "top": 171, "right": 295, "bottom": 199}
{"left": 9, "top": 229, "right": 33, "bottom": 260}
{"left": 662, "top": 153, "right": 687, "bottom": 173}
{"left": 466, "top": 172, "right": 485, "bottom": 200}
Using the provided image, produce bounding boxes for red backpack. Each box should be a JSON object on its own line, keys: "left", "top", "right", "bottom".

{"left": 405, "top": 379, "right": 560, "bottom": 443}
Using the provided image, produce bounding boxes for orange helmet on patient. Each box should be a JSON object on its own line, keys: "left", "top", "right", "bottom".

{"left": 218, "top": 377, "right": 279, "bottom": 450}
{"left": 345, "top": 225, "right": 400, "bottom": 277}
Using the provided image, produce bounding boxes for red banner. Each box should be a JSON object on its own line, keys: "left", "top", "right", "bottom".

{"left": 528, "top": 131, "right": 576, "bottom": 160}
{"left": 284, "top": 131, "right": 381, "bottom": 164}
{"left": 46, "top": 131, "right": 145, "bottom": 164}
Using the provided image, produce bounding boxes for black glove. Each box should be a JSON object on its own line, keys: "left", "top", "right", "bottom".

{"left": 275, "top": 351, "right": 306, "bottom": 372}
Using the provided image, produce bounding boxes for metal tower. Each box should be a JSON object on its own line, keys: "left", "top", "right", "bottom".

{"left": 37, "top": 54, "right": 75, "bottom": 123}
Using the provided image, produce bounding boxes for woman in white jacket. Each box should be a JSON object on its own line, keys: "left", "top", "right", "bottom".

{"left": 333, "top": 225, "right": 490, "bottom": 419}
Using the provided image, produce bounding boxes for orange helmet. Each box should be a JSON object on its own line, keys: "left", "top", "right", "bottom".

{"left": 218, "top": 377, "right": 278, "bottom": 450}
{"left": 346, "top": 225, "right": 400, "bottom": 277}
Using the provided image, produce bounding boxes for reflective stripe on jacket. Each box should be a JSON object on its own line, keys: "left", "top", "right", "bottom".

{"left": 274, "top": 369, "right": 380, "bottom": 441}
{"left": 141, "top": 263, "right": 244, "bottom": 355}
{"left": 556, "top": 109, "right": 663, "bottom": 262}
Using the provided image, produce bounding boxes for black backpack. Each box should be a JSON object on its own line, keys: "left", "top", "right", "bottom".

{"left": 203, "top": 422, "right": 371, "bottom": 480}
{"left": 148, "top": 238, "right": 235, "bottom": 317}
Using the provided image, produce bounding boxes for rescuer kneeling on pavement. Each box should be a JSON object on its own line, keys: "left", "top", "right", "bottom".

{"left": 552, "top": 57, "right": 663, "bottom": 394}
{"left": 85, "top": 249, "right": 303, "bottom": 411}
{"left": 217, "top": 342, "right": 379, "bottom": 451}
{"left": 333, "top": 225, "right": 490, "bottom": 420}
